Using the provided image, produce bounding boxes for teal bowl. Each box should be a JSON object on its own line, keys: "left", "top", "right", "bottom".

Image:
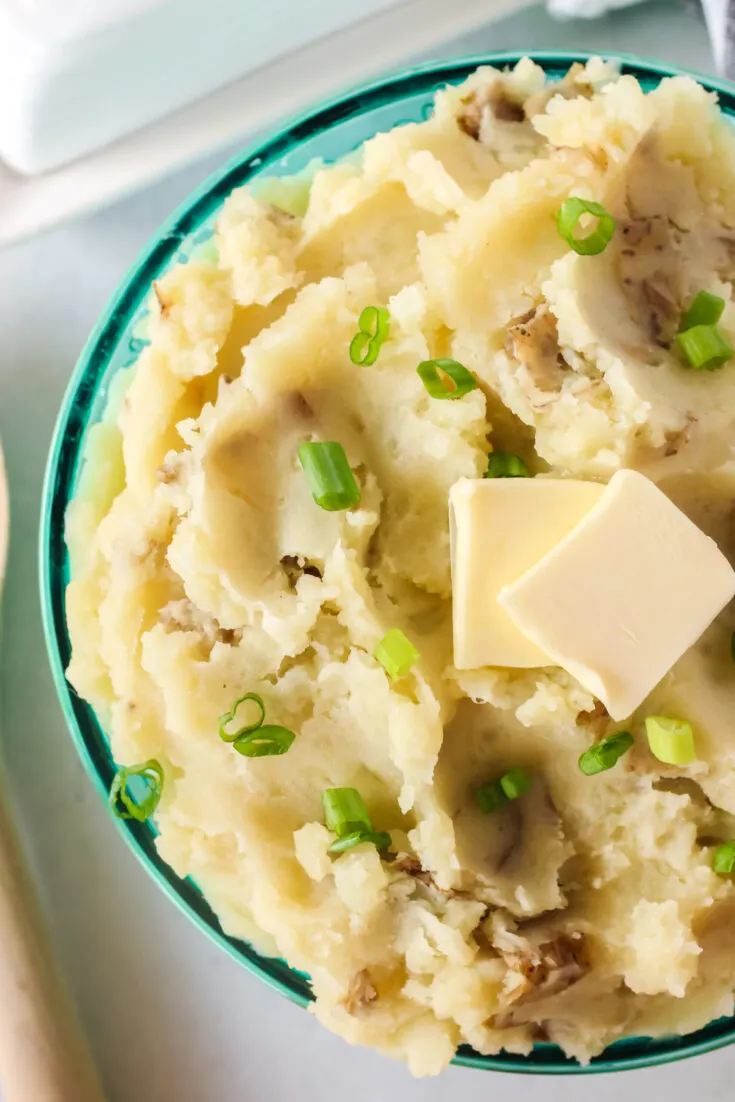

{"left": 40, "top": 51, "right": 735, "bottom": 1074}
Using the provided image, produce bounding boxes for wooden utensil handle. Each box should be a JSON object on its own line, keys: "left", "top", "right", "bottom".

{"left": 0, "top": 792, "right": 105, "bottom": 1101}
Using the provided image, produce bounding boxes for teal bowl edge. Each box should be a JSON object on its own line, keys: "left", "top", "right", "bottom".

{"left": 39, "top": 50, "right": 735, "bottom": 1075}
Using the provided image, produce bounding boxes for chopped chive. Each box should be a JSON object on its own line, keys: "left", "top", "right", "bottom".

{"left": 110, "top": 759, "right": 164, "bottom": 822}
{"left": 499, "top": 766, "right": 532, "bottom": 800}
{"left": 645, "top": 715, "right": 696, "bottom": 765}
{"left": 329, "top": 830, "right": 392, "bottom": 854}
{"left": 233, "top": 724, "right": 296, "bottom": 757}
{"left": 474, "top": 780, "right": 508, "bottom": 814}
{"left": 218, "top": 693, "right": 296, "bottom": 757}
{"left": 485, "top": 451, "right": 531, "bottom": 478}
{"left": 714, "top": 841, "right": 735, "bottom": 875}
{"left": 218, "top": 692, "right": 266, "bottom": 743}
{"left": 298, "top": 441, "right": 361, "bottom": 511}
{"left": 417, "top": 358, "right": 478, "bottom": 400}
{"left": 322, "top": 789, "right": 390, "bottom": 855}
{"left": 557, "top": 197, "right": 615, "bottom": 256}
{"left": 475, "top": 767, "right": 532, "bottom": 813}
{"left": 349, "top": 306, "right": 390, "bottom": 366}
{"left": 676, "top": 324, "right": 734, "bottom": 371}
{"left": 680, "top": 291, "right": 725, "bottom": 332}
{"left": 578, "top": 731, "right": 634, "bottom": 776}
{"left": 374, "top": 628, "right": 419, "bottom": 681}
{"left": 323, "top": 788, "right": 372, "bottom": 837}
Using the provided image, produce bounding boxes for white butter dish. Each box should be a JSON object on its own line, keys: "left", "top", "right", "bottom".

{"left": 0, "top": 0, "right": 406, "bottom": 175}
{"left": 0, "top": 0, "right": 527, "bottom": 248}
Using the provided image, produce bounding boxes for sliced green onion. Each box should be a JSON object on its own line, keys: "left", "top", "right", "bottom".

{"left": 329, "top": 830, "right": 392, "bottom": 854}
{"left": 485, "top": 451, "right": 531, "bottom": 478}
{"left": 557, "top": 197, "right": 615, "bottom": 256}
{"left": 680, "top": 291, "right": 725, "bottom": 332}
{"left": 110, "top": 759, "right": 164, "bottom": 822}
{"left": 298, "top": 441, "right": 361, "bottom": 511}
{"left": 233, "top": 724, "right": 296, "bottom": 757}
{"left": 475, "top": 767, "right": 532, "bottom": 814}
{"left": 713, "top": 841, "right": 735, "bottom": 875}
{"left": 218, "top": 693, "right": 296, "bottom": 757}
{"left": 499, "top": 766, "right": 532, "bottom": 800}
{"left": 578, "top": 731, "right": 634, "bottom": 776}
{"left": 374, "top": 628, "right": 419, "bottom": 681}
{"left": 645, "top": 715, "right": 696, "bottom": 765}
{"left": 474, "top": 781, "right": 508, "bottom": 814}
{"left": 349, "top": 306, "right": 390, "bottom": 366}
{"left": 323, "top": 787, "right": 391, "bottom": 855}
{"left": 417, "top": 358, "right": 478, "bottom": 400}
{"left": 323, "top": 788, "right": 372, "bottom": 837}
{"left": 218, "top": 692, "right": 266, "bottom": 743}
{"left": 676, "top": 324, "right": 734, "bottom": 371}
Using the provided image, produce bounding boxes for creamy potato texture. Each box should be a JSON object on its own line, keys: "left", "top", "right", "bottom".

{"left": 66, "top": 59, "right": 735, "bottom": 1074}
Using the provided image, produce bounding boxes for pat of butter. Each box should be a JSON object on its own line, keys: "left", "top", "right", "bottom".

{"left": 449, "top": 477, "right": 605, "bottom": 669}
{"left": 499, "top": 469, "right": 735, "bottom": 721}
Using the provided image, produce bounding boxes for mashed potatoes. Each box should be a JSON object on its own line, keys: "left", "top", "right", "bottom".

{"left": 66, "top": 58, "right": 735, "bottom": 1074}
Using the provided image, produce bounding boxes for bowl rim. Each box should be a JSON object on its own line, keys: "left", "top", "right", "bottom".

{"left": 40, "top": 49, "right": 735, "bottom": 1076}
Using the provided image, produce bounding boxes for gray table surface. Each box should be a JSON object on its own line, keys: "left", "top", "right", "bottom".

{"left": 1, "top": 2, "right": 732, "bottom": 1099}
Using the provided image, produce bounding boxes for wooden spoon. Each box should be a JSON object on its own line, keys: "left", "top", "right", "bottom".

{"left": 0, "top": 442, "right": 105, "bottom": 1101}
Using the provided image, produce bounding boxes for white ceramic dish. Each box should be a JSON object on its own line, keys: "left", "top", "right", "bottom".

{"left": 0, "top": 0, "right": 528, "bottom": 250}
{"left": 0, "top": 0, "right": 407, "bottom": 174}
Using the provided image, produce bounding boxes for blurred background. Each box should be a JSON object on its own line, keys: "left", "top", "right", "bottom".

{"left": 0, "top": 1, "right": 733, "bottom": 1100}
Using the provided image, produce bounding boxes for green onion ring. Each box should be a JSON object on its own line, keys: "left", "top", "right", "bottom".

{"left": 645, "top": 715, "right": 697, "bottom": 765}
{"left": 323, "top": 788, "right": 373, "bottom": 836}
{"left": 578, "top": 731, "right": 633, "bottom": 776}
{"left": 485, "top": 451, "right": 531, "bottom": 478}
{"left": 714, "top": 841, "right": 735, "bottom": 876}
{"left": 475, "top": 767, "right": 532, "bottom": 814}
{"left": 298, "top": 441, "right": 361, "bottom": 511}
{"left": 218, "top": 693, "right": 266, "bottom": 743}
{"left": 557, "top": 197, "right": 615, "bottom": 256}
{"left": 676, "top": 324, "right": 734, "bottom": 372}
{"left": 679, "top": 290, "right": 725, "bottom": 332}
{"left": 233, "top": 724, "right": 296, "bottom": 758}
{"left": 349, "top": 306, "right": 390, "bottom": 366}
{"left": 110, "top": 760, "right": 164, "bottom": 822}
{"left": 374, "top": 628, "right": 419, "bottom": 681}
{"left": 417, "top": 358, "right": 478, "bottom": 400}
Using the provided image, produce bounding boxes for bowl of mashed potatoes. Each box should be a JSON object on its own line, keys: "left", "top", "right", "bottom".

{"left": 41, "top": 52, "right": 735, "bottom": 1076}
